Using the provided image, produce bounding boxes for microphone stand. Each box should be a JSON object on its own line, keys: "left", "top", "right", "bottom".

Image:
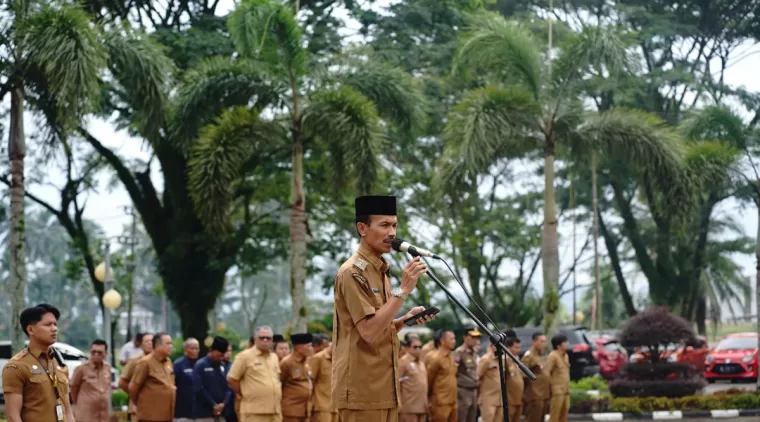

{"left": 407, "top": 249, "right": 536, "bottom": 422}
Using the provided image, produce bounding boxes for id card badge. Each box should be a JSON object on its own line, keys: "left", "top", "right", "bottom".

{"left": 55, "top": 403, "right": 64, "bottom": 421}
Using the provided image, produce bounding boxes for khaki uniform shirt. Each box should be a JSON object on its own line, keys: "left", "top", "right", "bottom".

{"left": 228, "top": 346, "right": 282, "bottom": 415}
{"left": 332, "top": 244, "right": 401, "bottom": 410}
{"left": 131, "top": 354, "right": 175, "bottom": 421}
{"left": 1, "top": 346, "right": 72, "bottom": 422}
{"left": 280, "top": 353, "right": 312, "bottom": 417}
{"left": 119, "top": 355, "right": 146, "bottom": 414}
{"left": 426, "top": 349, "right": 458, "bottom": 406}
{"left": 420, "top": 342, "right": 435, "bottom": 364}
{"left": 455, "top": 345, "right": 479, "bottom": 390}
{"left": 310, "top": 346, "right": 336, "bottom": 413}
{"left": 71, "top": 360, "right": 112, "bottom": 422}
{"left": 545, "top": 350, "right": 570, "bottom": 396}
{"left": 476, "top": 352, "right": 524, "bottom": 406}
{"left": 521, "top": 348, "right": 550, "bottom": 401}
{"left": 398, "top": 354, "right": 428, "bottom": 414}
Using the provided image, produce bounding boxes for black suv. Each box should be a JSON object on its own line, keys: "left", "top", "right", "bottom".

{"left": 505, "top": 325, "right": 600, "bottom": 381}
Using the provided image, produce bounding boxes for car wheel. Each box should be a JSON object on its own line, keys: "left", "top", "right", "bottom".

{"left": 707, "top": 379, "right": 715, "bottom": 384}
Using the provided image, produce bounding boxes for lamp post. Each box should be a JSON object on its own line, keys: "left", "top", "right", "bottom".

{"left": 95, "top": 242, "right": 122, "bottom": 365}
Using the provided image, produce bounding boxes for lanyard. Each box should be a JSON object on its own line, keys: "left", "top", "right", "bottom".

{"left": 30, "top": 348, "right": 60, "bottom": 400}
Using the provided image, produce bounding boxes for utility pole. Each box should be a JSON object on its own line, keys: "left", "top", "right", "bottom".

{"left": 118, "top": 206, "right": 139, "bottom": 344}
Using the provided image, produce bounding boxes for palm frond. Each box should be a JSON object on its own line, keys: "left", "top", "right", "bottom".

{"left": 684, "top": 141, "right": 740, "bottom": 190}
{"left": 435, "top": 85, "right": 541, "bottom": 190}
{"left": 337, "top": 61, "right": 427, "bottom": 136}
{"left": 553, "top": 25, "right": 638, "bottom": 87}
{"left": 103, "top": 27, "right": 176, "bottom": 140}
{"left": 578, "top": 109, "right": 693, "bottom": 210}
{"left": 23, "top": 3, "right": 106, "bottom": 127}
{"left": 680, "top": 105, "right": 748, "bottom": 149}
{"left": 302, "top": 86, "right": 385, "bottom": 195}
{"left": 187, "top": 106, "right": 287, "bottom": 234}
{"left": 170, "top": 57, "right": 286, "bottom": 152}
{"left": 453, "top": 12, "right": 542, "bottom": 98}
{"left": 228, "top": 0, "right": 307, "bottom": 77}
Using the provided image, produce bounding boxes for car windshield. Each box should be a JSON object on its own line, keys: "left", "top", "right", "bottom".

{"left": 715, "top": 336, "right": 758, "bottom": 350}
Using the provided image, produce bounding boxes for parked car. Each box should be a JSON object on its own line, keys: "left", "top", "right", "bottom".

{"left": 592, "top": 337, "right": 628, "bottom": 379}
{"left": 704, "top": 332, "right": 758, "bottom": 382}
{"left": 507, "top": 325, "right": 600, "bottom": 380}
{"left": 629, "top": 336, "right": 709, "bottom": 378}
{"left": 0, "top": 340, "right": 120, "bottom": 401}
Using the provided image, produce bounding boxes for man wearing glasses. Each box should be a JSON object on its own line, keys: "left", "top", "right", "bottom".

{"left": 228, "top": 326, "right": 282, "bottom": 422}
{"left": 71, "top": 339, "right": 112, "bottom": 422}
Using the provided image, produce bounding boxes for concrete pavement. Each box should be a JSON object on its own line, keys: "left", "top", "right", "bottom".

{"left": 702, "top": 381, "right": 756, "bottom": 395}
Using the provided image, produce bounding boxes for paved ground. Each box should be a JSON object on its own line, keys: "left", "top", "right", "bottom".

{"left": 702, "top": 381, "right": 757, "bottom": 394}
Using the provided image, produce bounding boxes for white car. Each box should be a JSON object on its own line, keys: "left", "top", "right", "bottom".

{"left": 0, "top": 340, "right": 119, "bottom": 400}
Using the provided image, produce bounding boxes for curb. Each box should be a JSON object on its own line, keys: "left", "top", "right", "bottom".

{"left": 563, "top": 409, "right": 760, "bottom": 420}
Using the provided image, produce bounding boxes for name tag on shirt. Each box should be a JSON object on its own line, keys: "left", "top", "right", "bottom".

{"left": 204, "top": 367, "right": 214, "bottom": 372}
{"left": 184, "top": 368, "right": 193, "bottom": 373}
{"left": 31, "top": 369, "right": 43, "bottom": 374}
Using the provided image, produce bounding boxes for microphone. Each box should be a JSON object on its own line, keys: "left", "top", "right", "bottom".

{"left": 391, "top": 238, "right": 441, "bottom": 260}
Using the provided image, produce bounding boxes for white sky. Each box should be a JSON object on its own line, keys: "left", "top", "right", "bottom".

{"left": 15, "top": 0, "right": 760, "bottom": 321}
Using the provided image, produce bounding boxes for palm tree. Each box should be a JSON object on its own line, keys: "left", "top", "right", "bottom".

{"left": 436, "top": 12, "right": 692, "bottom": 333}
{"left": 3, "top": 1, "right": 104, "bottom": 353}
{"left": 1, "top": 1, "right": 173, "bottom": 352}
{"left": 176, "top": 0, "right": 425, "bottom": 332}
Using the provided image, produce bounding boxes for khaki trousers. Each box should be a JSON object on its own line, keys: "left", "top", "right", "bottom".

{"left": 430, "top": 404, "right": 457, "bottom": 422}
{"left": 241, "top": 414, "right": 283, "bottom": 422}
{"left": 338, "top": 409, "right": 398, "bottom": 422}
{"left": 524, "top": 400, "right": 549, "bottom": 422}
{"left": 311, "top": 411, "right": 339, "bottom": 422}
{"left": 399, "top": 413, "right": 426, "bottom": 422}
{"left": 283, "top": 418, "right": 308, "bottom": 422}
{"left": 479, "top": 404, "right": 502, "bottom": 422}
{"left": 549, "top": 394, "right": 570, "bottom": 422}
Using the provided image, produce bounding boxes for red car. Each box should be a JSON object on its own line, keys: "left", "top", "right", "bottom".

{"left": 592, "top": 337, "right": 628, "bottom": 379}
{"left": 704, "top": 333, "right": 758, "bottom": 382}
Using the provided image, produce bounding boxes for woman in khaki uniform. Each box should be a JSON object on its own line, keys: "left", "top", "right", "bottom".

{"left": 545, "top": 335, "right": 571, "bottom": 422}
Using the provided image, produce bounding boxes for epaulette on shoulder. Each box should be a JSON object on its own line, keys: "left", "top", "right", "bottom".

{"left": 352, "top": 259, "right": 368, "bottom": 271}
{"left": 523, "top": 350, "right": 531, "bottom": 357}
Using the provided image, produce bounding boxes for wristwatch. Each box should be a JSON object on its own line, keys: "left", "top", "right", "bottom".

{"left": 391, "top": 287, "right": 407, "bottom": 301}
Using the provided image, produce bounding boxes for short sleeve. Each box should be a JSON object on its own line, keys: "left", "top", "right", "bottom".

{"left": 130, "top": 360, "right": 149, "bottom": 388}
{"left": 227, "top": 352, "right": 247, "bottom": 381}
{"left": 119, "top": 345, "right": 130, "bottom": 362}
{"left": 337, "top": 270, "right": 376, "bottom": 324}
{"left": 310, "top": 356, "right": 321, "bottom": 381}
{"left": 120, "top": 360, "right": 135, "bottom": 382}
{"left": 1, "top": 364, "right": 26, "bottom": 395}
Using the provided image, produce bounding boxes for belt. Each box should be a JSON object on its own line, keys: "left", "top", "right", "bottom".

{"left": 458, "top": 386, "right": 478, "bottom": 391}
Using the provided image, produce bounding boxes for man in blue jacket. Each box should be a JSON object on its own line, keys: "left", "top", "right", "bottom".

{"left": 195, "top": 336, "right": 235, "bottom": 422}
{"left": 175, "top": 337, "right": 201, "bottom": 421}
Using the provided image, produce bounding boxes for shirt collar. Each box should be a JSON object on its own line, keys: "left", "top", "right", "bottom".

{"left": 28, "top": 345, "right": 53, "bottom": 360}
{"left": 357, "top": 243, "right": 389, "bottom": 273}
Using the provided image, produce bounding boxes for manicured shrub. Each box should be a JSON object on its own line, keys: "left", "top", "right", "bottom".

{"left": 612, "top": 306, "right": 704, "bottom": 397}
{"left": 567, "top": 392, "right": 760, "bottom": 414}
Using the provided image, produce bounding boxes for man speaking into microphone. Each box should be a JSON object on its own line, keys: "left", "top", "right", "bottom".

{"left": 332, "top": 195, "right": 435, "bottom": 422}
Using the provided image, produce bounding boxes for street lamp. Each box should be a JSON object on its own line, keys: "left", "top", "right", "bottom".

{"left": 95, "top": 242, "right": 121, "bottom": 368}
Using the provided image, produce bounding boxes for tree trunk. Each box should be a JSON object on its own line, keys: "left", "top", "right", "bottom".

{"left": 541, "top": 142, "right": 560, "bottom": 335}
{"left": 8, "top": 86, "right": 27, "bottom": 354}
{"left": 289, "top": 119, "right": 308, "bottom": 333}
{"left": 592, "top": 152, "right": 602, "bottom": 330}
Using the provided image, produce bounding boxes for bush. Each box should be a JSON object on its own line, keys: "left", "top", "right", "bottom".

{"left": 609, "top": 393, "right": 760, "bottom": 414}
{"left": 112, "top": 389, "right": 129, "bottom": 407}
{"left": 613, "top": 307, "right": 701, "bottom": 397}
{"left": 571, "top": 375, "right": 608, "bottom": 391}
{"left": 609, "top": 377, "right": 706, "bottom": 397}
{"left": 566, "top": 392, "right": 760, "bottom": 414}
